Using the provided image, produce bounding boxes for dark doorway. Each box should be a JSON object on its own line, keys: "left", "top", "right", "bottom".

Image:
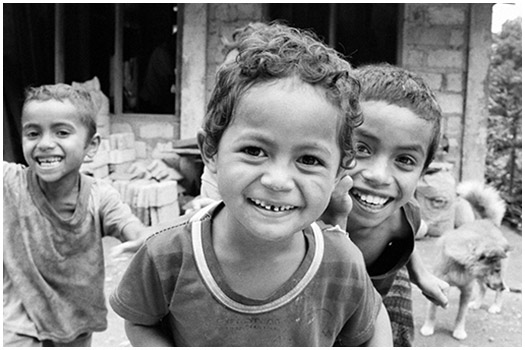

{"left": 267, "top": 3, "right": 399, "bottom": 67}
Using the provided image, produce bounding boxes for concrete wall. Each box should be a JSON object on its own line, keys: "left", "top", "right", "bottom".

{"left": 178, "top": 3, "right": 264, "bottom": 140}
{"left": 400, "top": 3, "right": 492, "bottom": 181}
{"left": 109, "top": 3, "right": 492, "bottom": 183}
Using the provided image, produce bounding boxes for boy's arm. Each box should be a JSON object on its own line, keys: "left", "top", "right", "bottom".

{"left": 125, "top": 320, "right": 175, "bottom": 346}
{"left": 110, "top": 221, "right": 153, "bottom": 257}
{"left": 361, "top": 303, "right": 393, "bottom": 346}
{"left": 407, "top": 248, "right": 449, "bottom": 308}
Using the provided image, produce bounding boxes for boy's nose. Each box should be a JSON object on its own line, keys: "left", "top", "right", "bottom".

{"left": 361, "top": 160, "right": 393, "bottom": 186}
{"left": 260, "top": 163, "right": 294, "bottom": 192}
{"left": 37, "top": 133, "right": 56, "bottom": 150}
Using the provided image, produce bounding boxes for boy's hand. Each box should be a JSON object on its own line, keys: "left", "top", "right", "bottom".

{"left": 418, "top": 274, "right": 450, "bottom": 308}
{"left": 182, "top": 196, "right": 218, "bottom": 215}
{"left": 110, "top": 239, "right": 145, "bottom": 258}
{"left": 319, "top": 174, "right": 353, "bottom": 229}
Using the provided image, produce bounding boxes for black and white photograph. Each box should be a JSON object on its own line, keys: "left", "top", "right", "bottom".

{"left": 3, "top": 2, "right": 522, "bottom": 347}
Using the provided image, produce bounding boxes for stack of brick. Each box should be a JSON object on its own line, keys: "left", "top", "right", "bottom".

{"left": 81, "top": 132, "right": 182, "bottom": 227}
{"left": 109, "top": 133, "right": 137, "bottom": 174}
{"left": 111, "top": 178, "right": 180, "bottom": 226}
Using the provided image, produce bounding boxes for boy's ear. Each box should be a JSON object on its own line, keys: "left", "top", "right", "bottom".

{"left": 197, "top": 129, "right": 218, "bottom": 174}
{"left": 84, "top": 133, "right": 101, "bottom": 161}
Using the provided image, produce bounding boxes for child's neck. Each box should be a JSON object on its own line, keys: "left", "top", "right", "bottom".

{"left": 348, "top": 209, "right": 407, "bottom": 267}
{"left": 38, "top": 172, "right": 81, "bottom": 218}
{"left": 211, "top": 208, "right": 307, "bottom": 300}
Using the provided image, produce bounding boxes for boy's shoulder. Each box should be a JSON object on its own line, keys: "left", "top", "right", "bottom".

{"left": 3, "top": 161, "right": 27, "bottom": 179}
{"left": 143, "top": 210, "right": 200, "bottom": 252}
{"left": 316, "top": 220, "right": 366, "bottom": 262}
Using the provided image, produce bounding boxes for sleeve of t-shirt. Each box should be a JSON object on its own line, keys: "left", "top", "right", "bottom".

{"left": 109, "top": 242, "right": 169, "bottom": 325}
{"left": 336, "top": 276, "right": 383, "bottom": 346}
{"left": 95, "top": 179, "right": 142, "bottom": 239}
{"left": 327, "top": 229, "right": 383, "bottom": 346}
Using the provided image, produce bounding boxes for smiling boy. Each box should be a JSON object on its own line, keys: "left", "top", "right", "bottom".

{"left": 346, "top": 63, "right": 450, "bottom": 345}
{"left": 110, "top": 23, "right": 392, "bottom": 347}
{"left": 3, "top": 84, "right": 148, "bottom": 346}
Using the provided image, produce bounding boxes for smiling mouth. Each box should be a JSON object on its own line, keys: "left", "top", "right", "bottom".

{"left": 249, "top": 198, "right": 297, "bottom": 212}
{"left": 36, "top": 156, "right": 63, "bottom": 168}
{"left": 351, "top": 189, "right": 392, "bottom": 209}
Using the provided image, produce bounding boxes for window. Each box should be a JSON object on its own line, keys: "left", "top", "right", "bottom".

{"left": 60, "top": 3, "right": 180, "bottom": 117}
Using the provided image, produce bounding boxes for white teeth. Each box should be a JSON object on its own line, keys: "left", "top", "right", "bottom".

{"left": 251, "top": 198, "right": 295, "bottom": 212}
{"left": 353, "top": 190, "right": 389, "bottom": 206}
{"left": 37, "top": 157, "right": 62, "bottom": 168}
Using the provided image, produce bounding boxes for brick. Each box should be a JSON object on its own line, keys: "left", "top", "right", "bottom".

{"left": 450, "top": 29, "right": 465, "bottom": 48}
{"left": 156, "top": 181, "right": 179, "bottom": 207}
{"left": 405, "top": 49, "right": 426, "bottom": 68}
{"left": 99, "top": 139, "right": 110, "bottom": 151}
{"left": 152, "top": 201, "right": 180, "bottom": 225}
{"left": 428, "top": 49, "right": 463, "bottom": 68}
{"left": 110, "top": 133, "right": 135, "bottom": 150}
{"left": 419, "top": 72, "right": 443, "bottom": 91}
{"left": 109, "top": 161, "right": 134, "bottom": 175}
{"left": 436, "top": 92, "right": 464, "bottom": 115}
{"left": 109, "top": 149, "right": 136, "bottom": 164}
{"left": 139, "top": 123, "right": 174, "bottom": 139}
{"left": 135, "top": 141, "right": 148, "bottom": 159}
{"left": 406, "top": 28, "right": 451, "bottom": 46}
{"left": 428, "top": 5, "right": 466, "bottom": 26}
{"left": 446, "top": 73, "right": 464, "bottom": 92}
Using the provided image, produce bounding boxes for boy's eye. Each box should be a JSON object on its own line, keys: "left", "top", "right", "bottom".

{"left": 298, "top": 155, "right": 322, "bottom": 166}
{"left": 23, "top": 130, "right": 39, "bottom": 139}
{"left": 243, "top": 146, "right": 265, "bottom": 157}
{"left": 355, "top": 143, "right": 371, "bottom": 156}
{"left": 396, "top": 155, "right": 417, "bottom": 168}
{"left": 56, "top": 130, "right": 71, "bottom": 137}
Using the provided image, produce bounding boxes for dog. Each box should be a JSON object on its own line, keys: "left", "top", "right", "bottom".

{"left": 419, "top": 181, "right": 509, "bottom": 340}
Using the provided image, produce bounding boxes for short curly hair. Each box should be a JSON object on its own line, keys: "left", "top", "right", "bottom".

{"left": 355, "top": 63, "right": 442, "bottom": 169}
{"left": 23, "top": 83, "right": 97, "bottom": 140}
{"left": 203, "top": 22, "right": 362, "bottom": 169}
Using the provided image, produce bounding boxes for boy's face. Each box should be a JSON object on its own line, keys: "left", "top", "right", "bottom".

{"left": 347, "top": 100, "right": 433, "bottom": 229}
{"left": 22, "top": 99, "right": 99, "bottom": 185}
{"left": 206, "top": 77, "right": 341, "bottom": 242}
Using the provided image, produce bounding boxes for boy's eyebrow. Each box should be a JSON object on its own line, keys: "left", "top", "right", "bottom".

{"left": 240, "top": 132, "right": 333, "bottom": 154}
{"left": 357, "top": 129, "right": 426, "bottom": 154}
{"left": 23, "top": 121, "right": 76, "bottom": 129}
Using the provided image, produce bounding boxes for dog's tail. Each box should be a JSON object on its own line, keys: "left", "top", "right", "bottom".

{"left": 456, "top": 181, "right": 507, "bottom": 226}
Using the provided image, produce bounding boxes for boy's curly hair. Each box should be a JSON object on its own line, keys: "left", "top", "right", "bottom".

{"left": 355, "top": 63, "right": 442, "bottom": 169}
{"left": 23, "top": 83, "right": 97, "bottom": 139}
{"left": 203, "top": 22, "right": 362, "bottom": 169}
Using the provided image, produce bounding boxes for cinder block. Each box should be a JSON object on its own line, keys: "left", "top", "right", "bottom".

{"left": 109, "top": 161, "right": 134, "bottom": 174}
{"left": 139, "top": 123, "right": 174, "bottom": 139}
{"left": 436, "top": 92, "right": 464, "bottom": 114}
{"left": 109, "top": 149, "right": 136, "bottom": 164}
{"left": 428, "top": 49, "right": 463, "bottom": 69}
{"left": 156, "top": 181, "right": 179, "bottom": 207}
{"left": 135, "top": 141, "right": 148, "bottom": 159}
{"left": 110, "top": 133, "right": 135, "bottom": 150}
{"left": 446, "top": 73, "right": 463, "bottom": 92}
{"left": 427, "top": 5, "right": 466, "bottom": 26}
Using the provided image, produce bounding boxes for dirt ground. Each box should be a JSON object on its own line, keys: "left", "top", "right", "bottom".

{"left": 93, "top": 224, "right": 522, "bottom": 347}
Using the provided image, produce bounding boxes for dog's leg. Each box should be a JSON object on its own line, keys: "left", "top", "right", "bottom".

{"left": 468, "top": 280, "right": 485, "bottom": 310}
{"left": 488, "top": 289, "right": 505, "bottom": 314}
{"left": 420, "top": 302, "right": 437, "bottom": 336}
{"left": 453, "top": 286, "right": 473, "bottom": 340}
{"left": 489, "top": 257, "right": 509, "bottom": 314}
